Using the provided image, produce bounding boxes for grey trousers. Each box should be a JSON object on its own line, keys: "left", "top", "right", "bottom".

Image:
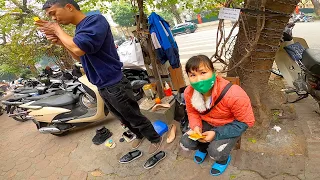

{"left": 180, "top": 121, "right": 239, "bottom": 162}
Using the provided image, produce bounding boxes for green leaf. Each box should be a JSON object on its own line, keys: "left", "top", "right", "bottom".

{"left": 247, "top": 138, "right": 257, "bottom": 143}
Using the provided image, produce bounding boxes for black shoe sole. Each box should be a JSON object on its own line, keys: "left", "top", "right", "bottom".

{"left": 119, "top": 152, "right": 143, "bottom": 164}
{"left": 143, "top": 152, "right": 166, "bottom": 169}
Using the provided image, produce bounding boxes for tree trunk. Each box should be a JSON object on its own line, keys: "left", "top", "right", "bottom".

{"left": 170, "top": 5, "right": 183, "bottom": 24}
{"left": 311, "top": 0, "right": 320, "bottom": 16}
{"left": 137, "top": 0, "right": 164, "bottom": 98}
{"left": 227, "top": 0, "right": 299, "bottom": 136}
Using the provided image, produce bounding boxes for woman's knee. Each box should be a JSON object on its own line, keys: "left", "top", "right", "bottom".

{"left": 207, "top": 142, "right": 230, "bottom": 161}
{"left": 180, "top": 134, "right": 198, "bottom": 150}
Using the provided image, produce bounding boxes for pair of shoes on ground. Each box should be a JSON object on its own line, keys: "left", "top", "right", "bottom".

{"left": 119, "top": 150, "right": 166, "bottom": 169}
{"left": 131, "top": 136, "right": 163, "bottom": 154}
{"left": 92, "top": 126, "right": 112, "bottom": 145}
{"left": 194, "top": 150, "right": 231, "bottom": 176}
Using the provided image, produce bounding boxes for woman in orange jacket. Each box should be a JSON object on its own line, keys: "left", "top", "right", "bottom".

{"left": 180, "top": 55, "right": 255, "bottom": 176}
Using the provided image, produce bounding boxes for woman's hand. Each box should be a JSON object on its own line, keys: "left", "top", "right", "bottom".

{"left": 193, "top": 126, "right": 202, "bottom": 136}
{"left": 199, "top": 131, "right": 216, "bottom": 143}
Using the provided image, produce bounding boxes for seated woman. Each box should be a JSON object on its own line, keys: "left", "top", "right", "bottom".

{"left": 180, "top": 55, "right": 255, "bottom": 176}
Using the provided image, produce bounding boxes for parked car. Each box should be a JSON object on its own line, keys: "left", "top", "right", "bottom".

{"left": 171, "top": 22, "right": 197, "bottom": 36}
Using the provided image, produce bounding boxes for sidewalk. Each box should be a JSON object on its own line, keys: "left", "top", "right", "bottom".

{"left": 0, "top": 96, "right": 320, "bottom": 179}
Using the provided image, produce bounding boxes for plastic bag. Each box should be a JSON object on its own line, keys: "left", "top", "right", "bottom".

{"left": 117, "top": 38, "right": 145, "bottom": 67}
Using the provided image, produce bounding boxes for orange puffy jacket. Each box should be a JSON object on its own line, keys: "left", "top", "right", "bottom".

{"left": 184, "top": 76, "right": 255, "bottom": 130}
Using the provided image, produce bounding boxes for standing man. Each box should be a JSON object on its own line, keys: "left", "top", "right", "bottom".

{"left": 36, "top": 0, "right": 162, "bottom": 154}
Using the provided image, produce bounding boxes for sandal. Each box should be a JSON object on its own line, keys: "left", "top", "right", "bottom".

{"left": 119, "top": 150, "right": 142, "bottom": 164}
{"left": 194, "top": 150, "right": 207, "bottom": 164}
{"left": 166, "top": 124, "right": 176, "bottom": 144}
{"left": 210, "top": 155, "right": 231, "bottom": 176}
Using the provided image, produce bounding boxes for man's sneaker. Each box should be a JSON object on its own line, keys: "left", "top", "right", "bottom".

{"left": 92, "top": 126, "right": 112, "bottom": 145}
{"left": 148, "top": 136, "right": 163, "bottom": 154}
{"left": 132, "top": 137, "right": 144, "bottom": 149}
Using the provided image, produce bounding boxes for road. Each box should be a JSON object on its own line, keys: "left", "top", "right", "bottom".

{"left": 175, "top": 21, "right": 320, "bottom": 67}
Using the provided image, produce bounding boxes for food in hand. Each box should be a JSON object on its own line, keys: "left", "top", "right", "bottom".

{"left": 188, "top": 133, "right": 206, "bottom": 141}
{"left": 33, "top": 17, "right": 40, "bottom": 22}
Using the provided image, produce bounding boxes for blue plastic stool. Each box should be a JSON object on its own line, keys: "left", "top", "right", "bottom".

{"left": 152, "top": 120, "right": 168, "bottom": 136}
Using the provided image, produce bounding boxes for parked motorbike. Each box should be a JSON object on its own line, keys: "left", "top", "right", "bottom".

{"left": 19, "top": 64, "right": 149, "bottom": 136}
{"left": 274, "top": 21, "right": 320, "bottom": 106}
{"left": 2, "top": 71, "right": 80, "bottom": 122}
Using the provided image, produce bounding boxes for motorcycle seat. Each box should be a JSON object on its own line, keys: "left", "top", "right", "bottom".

{"left": 131, "top": 80, "right": 148, "bottom": 90}
{"left": 13, "top": 87, "right": 33, "bottom": 93}
{"left": 31, "top": 92, "right": 79, "bottom": 107}
{"left": 25, "top": 92, "right": 56, "bottom": 101}
{"left": 17, "top": 89, "right": 38, "bottom": 94}
{"left": 1, "top": 100, "right": 24, "bottom": 106}
{"left": 302, "top": 49, "right": 320, "bottom": 75}
{"left": 7, "top": 94, "right": 30, "bottom": 101}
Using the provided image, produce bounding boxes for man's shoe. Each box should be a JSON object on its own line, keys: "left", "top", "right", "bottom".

{"left": 92, "top": 126, "right": 112, "bottom": 145}
{"left": 132, "top": 137, "right": 144, "bottom": 149}
{"left": 148, "top": 136, "right": 163, "bottom": 154}
{"left": 143, "top": 151, "right": 166, "bottom": 169}
{"left": 119, "top": 150, "right": 143, "bottom": 164}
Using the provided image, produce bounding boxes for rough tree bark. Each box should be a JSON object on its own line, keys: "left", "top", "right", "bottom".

{"left": 137, "top": 0, "right": 164, "bottom": 97}
{"left": 227, "top": 0, "right": 299, "bottom": 136}
{"left": 311, "top": 0, "right": 320, "bottom": 16}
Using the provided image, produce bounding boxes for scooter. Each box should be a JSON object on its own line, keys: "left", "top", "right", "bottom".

{"left": 274, "top": 21, "right": 320, "bottom": 106}
{"left": 2, "top": 71, "right": 81, "bottom": 122}
{"left": 20, "top": 64, "right": 149, "bottom": 136}
{"left": 19, "top": 73, "right": 109, "bottom": 136}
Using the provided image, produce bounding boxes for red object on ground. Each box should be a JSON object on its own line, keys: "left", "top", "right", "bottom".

{"left": 197, "top": 14, "right": 202, "bottom": 24}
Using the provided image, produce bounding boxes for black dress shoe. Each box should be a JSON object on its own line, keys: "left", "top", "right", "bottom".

{"left": 143, "top": 151, "right": 166, "bottom": 169}
{"left": 92, "top": 126, "right": 112, "bottom": 145}
{"left": 119, "top": 150, "right": 143, "bottom": 164}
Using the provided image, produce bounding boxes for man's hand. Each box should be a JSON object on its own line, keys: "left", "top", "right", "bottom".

{"left": 199, "top": 131, "right": 215, "bottom": 143}
{"left": 46, "top": 35, "right": 63, "bottom": 46}
{"left": 35, "top": 21, "right": 61, "bottom": 36}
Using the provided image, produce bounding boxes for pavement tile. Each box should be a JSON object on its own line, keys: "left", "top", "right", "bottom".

{"left": 50, "top": 157, "right": 69, "bottom": 168}
{"left": 15, "top": 157, "right": 29, "bottom": 165}
{"left": 45, "top": 145, "right": 60, "bottom": 156}
{"left": 4, "top": 169, "right": 17, "bottom": 179}
{"left": 13, "top": 166, "right": 36, "bottom": 180}
{"left": 34, "top": 165, "right": 56, "bottom": 178}
{"left": 35, "top": 159, "right": 51, "bottom": 170}
{"left": 31, "top": 153, "right": 46, "bottom": 164}
{"left": 1, "top": 160, "right": 16, "bottom": 172}
{"left": 69, "top": 170, "right": 87, "bottom": 180}
{"left": 15, "top": 161, "right": 32, "bottom": 172}
{"left": 60, "top": 161, "right": 79, "bottom": 176}
{"left": 28, "top": 147, "right": 43, "bottom": 158}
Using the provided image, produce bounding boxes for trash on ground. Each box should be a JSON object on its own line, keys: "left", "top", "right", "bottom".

{"left": 272, "top": 125, "right": 281, "bottom": 132}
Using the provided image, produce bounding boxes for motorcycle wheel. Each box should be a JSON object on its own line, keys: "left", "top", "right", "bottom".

{"left": 10, "top": 106, "right": 28, "bottom": 122}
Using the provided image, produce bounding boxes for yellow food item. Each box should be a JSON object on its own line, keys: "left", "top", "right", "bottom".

{"left": 189, "top": 133, "right": 205, "bottom": 139}
{"left": 33, "top": 17, "right": 40, "bottom": 21}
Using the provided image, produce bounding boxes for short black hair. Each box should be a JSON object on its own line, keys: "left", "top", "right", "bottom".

{"left": 185, "top": 55, "right": 215, "bottom": 74}
{"left": 42, "top": 0, "right": 80, "bottom": 10}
